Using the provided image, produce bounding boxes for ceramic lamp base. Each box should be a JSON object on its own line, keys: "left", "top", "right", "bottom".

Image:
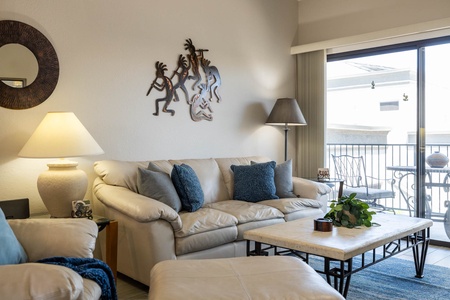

{"left": 37, "top": 160, "right": 88, "bottom": 218}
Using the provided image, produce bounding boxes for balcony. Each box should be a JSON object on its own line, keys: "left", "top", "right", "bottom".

{"left": 326, "top": 143, "right": 450, "bottom": 243}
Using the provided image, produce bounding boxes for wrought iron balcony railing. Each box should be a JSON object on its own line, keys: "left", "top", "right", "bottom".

{"left": 326, "top": 143, "right": 450, "bottom": 221}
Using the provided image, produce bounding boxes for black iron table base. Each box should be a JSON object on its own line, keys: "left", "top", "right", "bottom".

{"left": 247, "top": 228, "right": 430, "bottom": 298}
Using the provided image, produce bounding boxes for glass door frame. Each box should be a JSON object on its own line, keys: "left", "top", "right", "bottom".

{"left": 328, "top": 36, "right": 450, "bottom": 247}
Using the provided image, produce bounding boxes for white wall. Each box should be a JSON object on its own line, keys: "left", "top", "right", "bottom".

{"left": 0, "top": 0, "right": 298, "bottom": 214}
{"left": 298, "top": 0, "right": 450, "bottom": 45}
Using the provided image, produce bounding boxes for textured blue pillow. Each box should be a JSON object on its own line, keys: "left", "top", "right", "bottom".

{"left": 231, "top": 161, "right": 279, "bottom": 202}
{"left": 0, "top": 208, "right": 28, "bottom": 265}
{"left": 171, "top": 164, "right": 204, "bottom": 212}
{"left": 251, "top": 159, "right": 297, "bottom": 198}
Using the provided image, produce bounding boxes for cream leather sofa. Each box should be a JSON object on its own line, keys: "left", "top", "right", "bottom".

{"left": 93, "top": 156, "right": 331, "bottom": 285}
{"left": 0, "top": 218, "right": 101, "bottom": 300}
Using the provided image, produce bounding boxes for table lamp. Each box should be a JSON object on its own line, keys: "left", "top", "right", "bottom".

{"left": 265, "top": 98, "right": 307, "bottom": 161}
{"left": 18, "top": 112, "right": 104, "bottom": 217}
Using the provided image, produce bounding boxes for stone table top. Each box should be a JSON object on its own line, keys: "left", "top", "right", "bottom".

{"left": 243, "top": 214, "right": 433, "bottom": 261}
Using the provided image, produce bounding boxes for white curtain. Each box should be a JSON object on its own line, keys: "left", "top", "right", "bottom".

{"left": 295, "top": 50, "right": 326, "bottom": 178}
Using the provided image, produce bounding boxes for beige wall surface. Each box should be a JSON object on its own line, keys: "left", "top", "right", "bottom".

{"left": 298, "top": 0, "right": 450, "bottom": 45}
{"left": 0, "top": 0, "right": 298, "bottom": 214}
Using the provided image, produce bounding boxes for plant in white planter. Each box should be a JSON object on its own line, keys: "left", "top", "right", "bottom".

{"left": 324, "top": 193, "right": 378, "bottom": 228}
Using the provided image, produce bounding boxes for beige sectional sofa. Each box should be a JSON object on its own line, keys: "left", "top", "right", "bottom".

{"left": 93, "top": 156, "right": 331, "bottom": 285}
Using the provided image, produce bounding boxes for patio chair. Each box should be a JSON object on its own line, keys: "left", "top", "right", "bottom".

{"left": 331, "top": 154, "right": 395, "bottom": 212}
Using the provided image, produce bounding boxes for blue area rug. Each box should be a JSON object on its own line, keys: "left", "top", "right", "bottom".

{"left": 312, "top": 256, "right": 450, "bottom": 300}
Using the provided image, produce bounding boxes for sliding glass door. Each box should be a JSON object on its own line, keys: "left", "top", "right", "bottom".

{"left": 326, "top": 39, "right": 450, "bottom": 246}
{"left": 423, "top": 43, "right": 450, "bottom": 244}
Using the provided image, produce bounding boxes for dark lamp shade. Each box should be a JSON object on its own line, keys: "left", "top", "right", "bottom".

{"left": 265, "top": 98, "right": 307, "bottom": 126}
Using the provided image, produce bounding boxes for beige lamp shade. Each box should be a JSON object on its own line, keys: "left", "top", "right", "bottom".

{"left": 19, "top": 112, "right": 104, "bottom": 217}
{"left": 18, "top": 112, "right": 104, "bottom": 158}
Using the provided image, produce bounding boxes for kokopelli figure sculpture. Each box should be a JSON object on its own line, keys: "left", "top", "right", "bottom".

{"left": 171, "top": 54, "right": 190, "bottom": 103}
{"left": 146, "top": 61, "right": 176, "bottom": 116}
{"left": 201, "top": 58, "right": 222, "bottom": 103}
{"left": 189, "top": 83, "right": 213, "bottom": 122}
{"left": 184, "top": 38, "right": 206, "bottom": 90}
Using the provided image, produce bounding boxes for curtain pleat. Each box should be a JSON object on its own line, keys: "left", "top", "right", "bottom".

{"left": 295, "top": 50, "right": 326, "bottom": 178}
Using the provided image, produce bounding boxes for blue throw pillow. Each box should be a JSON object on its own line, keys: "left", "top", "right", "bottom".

{"left": 251, "top": 159, "right": 297, "bottom": 198}
{"left": 0, "top": 208, "right": 28, "bottom": 265}
{"left": 137, "top": 167, "right": 182, "bottom": 212}
{"left": 171, "top": 164, "right": 204, "bottom": 212}
{"left": 231, "top": 161, "right": 279, "bottom": 202}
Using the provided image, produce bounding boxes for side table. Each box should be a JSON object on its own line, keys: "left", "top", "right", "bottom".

{"left": 308, "top": 177, "right": 344, "bottom": 199}
{"left": 93, "top": 216, "right": 118, "bottom": 280}
{"left": 31, "top": 214, "right": 118, "bottom": 280}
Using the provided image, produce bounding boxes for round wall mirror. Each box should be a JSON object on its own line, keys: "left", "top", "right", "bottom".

{"left": 0, "top": 43, "right": 39, "bottom": 87}
{"left": 0, "top": 20, "right": 59, "bottom": 109}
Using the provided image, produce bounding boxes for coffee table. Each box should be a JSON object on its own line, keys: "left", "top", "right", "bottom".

{"left": 244, "top": 214, "right": 432, "bottom": 297}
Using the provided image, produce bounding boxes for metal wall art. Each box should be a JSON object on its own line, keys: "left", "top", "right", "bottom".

{"left": 146, "top": 39, "right": 221, "bottom": 122}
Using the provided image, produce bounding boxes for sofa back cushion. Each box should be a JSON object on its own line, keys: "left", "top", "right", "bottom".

{"left": 169, "top": 158, "right": 230, "bottom": 205}
{"left": 231, "top": 161, "right": 278, "bottom": 202}
{"left": 215, "top": 156, "right": 270, "bottom": 198}
{"left": 94, "top": 157, "right": 277, "bottom": 207}
{"left": 94, "top": 160, "right": 149, "bottom": 193}
{"left": 171, "top": 164, "right": 204, "bottom": 212}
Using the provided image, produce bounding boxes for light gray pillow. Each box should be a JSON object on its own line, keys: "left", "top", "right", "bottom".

{"left": 251, "top": 159, "right": 297, "bottom": 198}
{"left": 274, "top": 159, "right": 297, "bottom": 198}
{"left": 0, "top": 208, "right": 28, "bottom": 265}
{"left": 137, "top": 167, "right": 182, "bottom": 212}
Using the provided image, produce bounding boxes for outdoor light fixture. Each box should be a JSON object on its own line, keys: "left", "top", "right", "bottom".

{"left": 18, "top": 112, "right": 104, "bottom": 217}
{"left": 266, "top": 98, "right": 307, "bottom": 161}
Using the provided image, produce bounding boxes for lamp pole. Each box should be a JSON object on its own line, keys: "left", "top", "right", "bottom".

{"left": 284, "top": 125, "right": 289, "bottom": 162}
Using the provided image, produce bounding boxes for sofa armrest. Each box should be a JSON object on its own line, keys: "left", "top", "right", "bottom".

{"left": 0, "top": 263, "right": 86, "bottom": 300}
{"left": 292, "top": 177, "right": 331, "bottom": 199}
{"left": 292, "top": 178, "right": 331, "bottom": 213}
{"left": 8, "top": 218, "right": 98, "bottom": 262}
{"left": 93, "top": 178, "right": 182, "bottom": 231}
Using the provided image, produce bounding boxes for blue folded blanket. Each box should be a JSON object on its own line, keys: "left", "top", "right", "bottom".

{"left": 38, "top": 256, "right": 117, "bottom": 300}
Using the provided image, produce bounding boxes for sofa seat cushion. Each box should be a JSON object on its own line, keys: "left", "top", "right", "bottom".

{"left": 175, "top": 226, "right": 238, "bottom": 255}
{"left": 282, "top": 209, "right": 324, "bottom": 221}
{"left": 235, "top": 218, "right": 285, "bottom": 240}
{"left": 259, "top": 198, "right": 322, "bottom": 214}
{"left": 205, "top": 200, "right": 284, "bottom": 224}
{"left": 175, "top": 208, "right": 238, "bottom": 255}
{"left": 176, "top": 208, "right": 237, "bottom": 238}
{"left": 205, "top": 200, "right": 285, "bottom": 240}
{"left": 0, "top": 263, "right": 85, "bottom": 300}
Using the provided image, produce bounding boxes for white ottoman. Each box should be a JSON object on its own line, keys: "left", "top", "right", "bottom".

{"left": 149, "top": 256, "right": 344, "bottom": 300}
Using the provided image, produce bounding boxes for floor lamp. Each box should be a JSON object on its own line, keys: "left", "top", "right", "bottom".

{"left": 18, "top": 112, "right": 104, "bottom": 217}
{"left": 265, "top": 98, "right": 307, "bottom": 161}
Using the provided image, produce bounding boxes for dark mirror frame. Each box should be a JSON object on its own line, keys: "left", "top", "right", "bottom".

{"left": 0, "top": 20, "right": 59, "bottom": 109}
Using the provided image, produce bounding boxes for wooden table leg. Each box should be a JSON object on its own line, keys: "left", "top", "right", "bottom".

{"left": 105, "top": 220, "right": 118, "bottom": 280}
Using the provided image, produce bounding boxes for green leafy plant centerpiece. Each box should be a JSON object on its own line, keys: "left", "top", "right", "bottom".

{"left": 324, "top": 193, "right": 378, "bottom": 228}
